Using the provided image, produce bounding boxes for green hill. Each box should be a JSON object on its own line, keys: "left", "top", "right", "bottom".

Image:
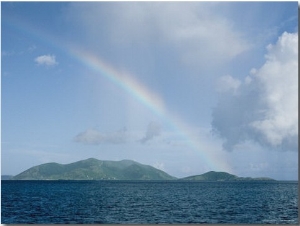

{"left": 12, "top": 159, "right": 276, "bottom": 181}
{"left": 13, "top": 158, "right": 177, "bottom": 180}
{"left": 181, "top": 171, "right": 275, "bottom": 181}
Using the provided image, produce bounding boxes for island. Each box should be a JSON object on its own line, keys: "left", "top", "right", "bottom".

{"left": 6, "top": 158, "right": 275, "bottom": 181}
{"left": 12, "top": 158, "right": 176, "bottom": 180}
{"left": 180, "top": 171, "right": 275, "bottom": 181}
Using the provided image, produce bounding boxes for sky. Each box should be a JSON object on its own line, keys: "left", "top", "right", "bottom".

{"left": 1, "top": 2, "right": 298, "bottom": 180}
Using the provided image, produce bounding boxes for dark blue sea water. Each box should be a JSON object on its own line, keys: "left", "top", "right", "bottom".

{"left": 1, "top": 180, "right": 298, "bottom": 224}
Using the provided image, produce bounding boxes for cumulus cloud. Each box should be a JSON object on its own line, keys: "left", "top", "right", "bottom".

{"left": 66, "top": 2, "right": 249, "bottom": 67}
{"left": 34, "top": 54, "right": 57, "bottom": 66}
{"left": 140, "top": 121, "right": 161, "bottom": 144}
{"left": 74, "top": 128, "right": 127, "bottom": 145}
{"left": 216, "top": 75, "right": 241, "bottom": 94}
{"left": 212, "top": 32, "right": 298, "bottom": 152}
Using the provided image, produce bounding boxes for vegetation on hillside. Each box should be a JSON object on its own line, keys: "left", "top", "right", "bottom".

{"left": 10, "top": 158, "right": 275, "bottom": 181}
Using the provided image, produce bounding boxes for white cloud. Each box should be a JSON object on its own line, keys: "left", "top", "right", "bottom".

{"left": 250, "top": 32, "right": 298, "bottom": 147}
{"left": 66, "top": 2, "right": 249, "bottom": 67}
{"left": 212, "top": 32, "right": 298, "bottom": 152}
{"left": 74, "top": 128, "right": 127, "bottom": 145}
{"left": 216, "top": 75, "right": 241, "bottom": 94}
{"left": 34, "top": 54, "right": 57, "bottom": 66}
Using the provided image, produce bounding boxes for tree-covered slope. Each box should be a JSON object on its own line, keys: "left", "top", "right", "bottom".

{"left": 13, "top": 158, "right": 177, "bottom": 180}
{"left": 181, "top": 171, "right": 275, "bottom": 181}
{"left": 12, "top": 159, "right": 275, "bottom": 181}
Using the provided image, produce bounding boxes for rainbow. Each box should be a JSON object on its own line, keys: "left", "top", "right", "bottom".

{"left": 70, "top": 48, "right": 232, "bottom": 172}
{"left": 3, "top": 14, "right": 233, "bottom": 173}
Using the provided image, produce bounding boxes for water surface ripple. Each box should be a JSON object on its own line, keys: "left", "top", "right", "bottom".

{"left": 1, "top": 180, "right": 298, "bottom": 224}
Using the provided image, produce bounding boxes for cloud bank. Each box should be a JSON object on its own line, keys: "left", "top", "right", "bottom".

{"left": 212, "top": 32, "right": 298, "bottom": 152}
{"left": 74, "top": 128, "right": 127, "bottom": 145}
{"left": 66, "top": 2, "right": 249, "bottom": 67}
{"left": 34, "top": 54, "right": 57, "bottom": 66}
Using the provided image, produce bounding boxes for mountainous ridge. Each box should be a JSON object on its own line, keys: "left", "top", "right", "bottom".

{"left": 9, "top": 158, "right": 275, "bottom": 181}
{"left": 12, "top": 158, "right": 176, "bottom": 180}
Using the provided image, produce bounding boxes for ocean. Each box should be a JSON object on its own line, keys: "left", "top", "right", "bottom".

{"left": 1, "top": 180, "right": 298, "bottom": 224}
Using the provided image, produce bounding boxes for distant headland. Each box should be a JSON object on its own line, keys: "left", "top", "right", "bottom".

{"left": 3, "top": 158, "right": 275, "bottom": 181}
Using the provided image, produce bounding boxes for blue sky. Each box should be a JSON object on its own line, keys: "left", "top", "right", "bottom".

{"left": 1, "top": 2, "right": 298, "bottom": 180}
